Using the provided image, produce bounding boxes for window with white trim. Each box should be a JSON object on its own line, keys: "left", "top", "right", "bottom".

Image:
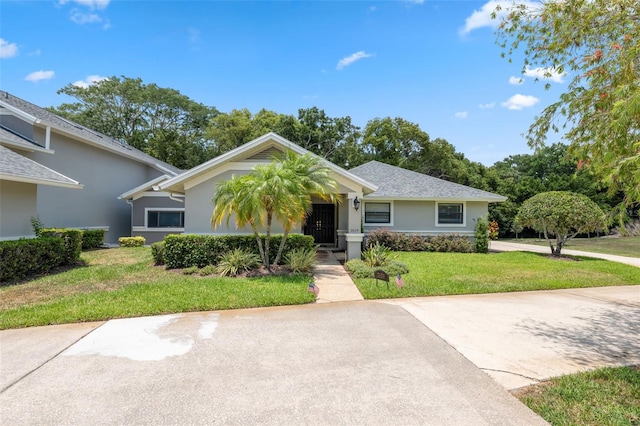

{"left": 364, "top": 202, "right": 391, "bottom": 224}
{"left": 147, "top": 210, "right": 184, "bottom": 228}
{"left": 437, "top": 203, "right": 464, "bottom": 225}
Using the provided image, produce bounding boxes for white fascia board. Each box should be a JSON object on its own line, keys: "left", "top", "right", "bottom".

{"left": 0, "top": 140, "right": 54, "bottom": 154}
{"left": 0, "top": 101, "right": 40, "bottom": 124}
{"left": 363, "top": 196, "right": 507, "bottom": 202}
{"left": 118, "top": 175, "right": 171, "bottom": 200}
{"left": 0, "top": 173, "right": 83, "bottom": 189}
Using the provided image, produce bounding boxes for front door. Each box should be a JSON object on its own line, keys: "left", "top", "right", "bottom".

{"left": 303, "top": 204, "right": 335, "bottom": 244}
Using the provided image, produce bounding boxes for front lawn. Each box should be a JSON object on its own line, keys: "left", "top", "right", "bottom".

{"left": 352, "top": 251, "right": 640, "bottom": 299}
{"left": 515, "top": 366, "right": 640, "bottom": 426}
{"left": 0, "top": 247, "right": 314, "bottom": 329}
{"left": 502, "top": 236, "right": 640, "bottom": 258}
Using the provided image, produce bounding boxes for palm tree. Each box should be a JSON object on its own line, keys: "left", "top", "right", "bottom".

{"left": 211, "top": 151, "right": 339, "bottom": 271}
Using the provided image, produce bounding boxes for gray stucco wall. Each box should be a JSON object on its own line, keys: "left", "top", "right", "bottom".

{"left": 132, "top": 195, "right": 184, "bottom": 226}
{"left": 26, "top": 129, "right": 165, "bottom": 244}
{"left": 362, "top": 200, "right": 488, "bottom": 235}
{"left": 0, "top": 115, "right": 34, "bottom": 141}
{"left": 0, "top": 180, "right": 37, "bottom": 240}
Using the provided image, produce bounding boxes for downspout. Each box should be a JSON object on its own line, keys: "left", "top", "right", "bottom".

{"left": 126, "top": 199, "right": 134, "bottom": 238}
{"left": 45, "top": 126, "right": 51, "bottom": 150}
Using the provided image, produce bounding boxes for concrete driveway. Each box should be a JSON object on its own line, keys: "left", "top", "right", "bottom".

{"left": 2, "top": 286, "right": 638, "bottom": 425}
{"left": 1, "top": 303, "right": 545, "bottom": 425}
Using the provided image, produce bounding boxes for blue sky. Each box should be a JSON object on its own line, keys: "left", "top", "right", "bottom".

{"left": 1, "top": 0, "right": 566, "bottom": 166}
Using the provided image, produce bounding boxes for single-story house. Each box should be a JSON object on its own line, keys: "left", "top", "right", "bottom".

{"left": 120, "top": 132, "right": 507, "bottom": 260}
{"left": 0, "top": 91, "right": 181, "bottom": 244}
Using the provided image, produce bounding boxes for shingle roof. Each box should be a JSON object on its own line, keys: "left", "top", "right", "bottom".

{"left": 0, "top": 145, "right": 82, "bottom": 189}
{"left": 349, "top": 160, "right": 506, "bottom": 201}
{"left": 0, "top": 91, "right": 181, "bottom": 175}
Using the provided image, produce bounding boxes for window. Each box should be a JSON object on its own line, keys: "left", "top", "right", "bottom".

{"left": 437, "top": 203, "right": 464, "bottom": 225}
{"left": 364, "top": 202, "right": 391, "bottom": 224}
{"left": 147, "top": 210, "right": 184, "bottom": 228}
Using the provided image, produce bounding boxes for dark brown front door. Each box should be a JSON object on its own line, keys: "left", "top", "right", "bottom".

{"left": 303, "top": 204, "right": 335, "bottom": 244}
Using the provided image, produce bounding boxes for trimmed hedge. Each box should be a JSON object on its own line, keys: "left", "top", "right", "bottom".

{"left": 366, "top": 229, "right": 473, "bottom": 253}
{"left": 82, "top": 229, "right": 105, "bottom": 249}
{"left": 40, "top": 228, "right": 83, "bottom": 264}
{"left": 0, "top": 237, "right": 66, "bottom": 284}
{"left": 163, "top": 234, "right": 315, "bottom": 269}
{"left": 119, "top": 236, "right": 146, "bottom": 247}
{"left": 151, "top": 241, "right": 165, "bottom": 265}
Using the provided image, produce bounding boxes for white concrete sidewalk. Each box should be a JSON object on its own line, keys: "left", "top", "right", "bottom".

{"left": 312, "top": 250, "right": 364, "bottom": 303}
{"left": 491, "top": 240, "right": 640, "bottom": 268}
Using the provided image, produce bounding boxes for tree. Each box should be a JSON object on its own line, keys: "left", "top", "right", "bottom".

{"left": 515, "top": 191, "right": 606, "bottom": 256}
{"left": 493, "top": 0, "right": 640, "bottom": 211}
{"left": 50, "top": 76, "right": 219, "bottom": 169}
{"left": 211, "top": 152, "right": 338, "bottom": 271}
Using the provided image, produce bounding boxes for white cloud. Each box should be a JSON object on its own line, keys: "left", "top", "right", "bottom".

{"left": 509, "top": 76, "right": 524, "bottom": 85}
{"left": 336, "top": 51, "right": 373, "bottom": 70}
{"left": 25, "top": 70, "right": 55, "bottom": 82}
{"left": 0, "top": 38, "right": 18, "bottom": 59}
{"left": 479, "top": 102, "right": 496, "bottom": 109}
{"left": 460, "top": 0, "right": 541, "bottom": 35}
{"left": 454, "top": 111, "right": 468, "bottom": 119}
{"left": 524, "top": 66, "right": 566, "bottom": 83}
{"left": 60, "top": 0, "right": 110, "bottom": 10}
{"left": 405, "top": 0, "right": 425, "bottom": 4}
{"left": 72, "top": 75, "right": 107, "bottom": 88}
{"left": 501, "top": 94, "right": 539, "bottom": 110}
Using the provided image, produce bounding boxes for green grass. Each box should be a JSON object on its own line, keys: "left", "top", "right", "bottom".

{"left": 515, "top": 366, "right": 640, "bottom": 426}
{"left": 353, "top": 251, "right": 640, "bottom": 299}
{"left": 0, "top": 247, "right": 314, "bottom": 329}
{"left": 502, "top": 236, "right": 640, "bottom": 258}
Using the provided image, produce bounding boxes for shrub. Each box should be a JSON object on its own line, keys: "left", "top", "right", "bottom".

{"left": 366, "top": 229, "right": 471, "bottom": 253}
{"left": 362, "top": 242, "right": 394, "bottom": 267}
{"left": 182, "top": 266, "right": 198, "bottom": 275}
{"left": 118, "top": 236, "right": 145, "bottom": 247}
{"left": 198, "top": 264, "right": 218, "bottom": 276}
{"left": 0, "top": 237, "right": 66, "bottom": 284}
{"left": 31, "top": 216, "right": 45, "bottom": 238}
{"left": 81, "top": 229, "right": 105, "bottom": 249}
{"left": 285, "top": 248, "right": 317, "bottom": 273}
{"left": 215, "top": 249, "right": 261, "bottom": 276}
{"left": 429, "top": 234, "right": 473, "bottom": 253}
{"left": 474, "top": 217, "right": 490, "bottom": 254}
{"left": 163, "top": 234, "right": 314, "bottom": 269}
{"left": 151, "top": 241, "right": 166, "bottom": 265}
{"left": 345, "top": 259, "right": 409, "bottom": 279}
{"left": 40, "top": 228, "right": 83, "bottom": 264}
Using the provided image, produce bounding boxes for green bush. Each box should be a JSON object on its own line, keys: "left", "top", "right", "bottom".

{"left": 163, "top": 234, "right": 314, "bottom": 269}
{"left": 215, "top": 249, "right": 261, "bottom": 276}
{"left": 151, "top": 241, "right": 166, "bottom": 265}
{"left": 182, "top": 266, "right": 199, "bottom": 275}
{"left": 118, "top": 236, "right": 145, "bottom": 247}
{"left": 285, "top": 248, "right": 317, "bottom": 273}
{"left": 345, "top": 259, "right": 409, "bottom": 279}
{"left": 362, "top": 242, "right": 394, "bottom": 267}
{"left": 0, "top": 238, "right": 66, "bottom": 284}
{"left": 366, "top": 229, "right": 470, "bottom": 252}
{"left": 474, "top": 217, "right": 490, "bottom": 253}
{"left": 40, "top": 228, "right": 83, "bottom": 264}
{"left": 198, "top": 264, "right": 218, "bottom": 276}
{"left": 81, "top": 229, "right": 105, "bottom": 250}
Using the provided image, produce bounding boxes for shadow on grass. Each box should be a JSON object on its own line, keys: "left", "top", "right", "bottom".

{"left": 1, "top": 259, "right": 90, "bottom": 288}
{"left": 518, "top": 305, "right": 640, "bottom": 367}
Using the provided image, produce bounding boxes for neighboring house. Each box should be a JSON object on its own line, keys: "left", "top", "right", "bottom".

{"left": 0, "top": 91, "right": 181, "bottom": 244}
{"left": 349, "top": 161, "right": 507, "bottom": 239}
{"left": 120, "top": 133, "right": 507, "bottom": 260}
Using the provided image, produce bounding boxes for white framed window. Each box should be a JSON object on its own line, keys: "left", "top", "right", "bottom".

{"left": 145, "top": 208, "right": 185, "bottom": 229}
{"left": 435, "top": 202, "right": 466, "bottom": 227}
{"left": 364, "top": 201, "right": 393, "bottom": 225}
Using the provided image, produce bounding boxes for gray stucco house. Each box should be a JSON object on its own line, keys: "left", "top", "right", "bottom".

{"left": 0, "top": 91, "right": 181, "bottom": 244}
{"left": 120, "top": 133, "right": 507, "bottom": 260}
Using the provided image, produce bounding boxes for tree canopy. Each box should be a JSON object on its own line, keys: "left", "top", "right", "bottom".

{"left": 493, "top": 0, "right": 640, "bottom": 208}
{"left": 50, "top": 76, "right": 219, "bottom": 169}
{"left": 515, "top": 191, "right": 607, "bottom": 255}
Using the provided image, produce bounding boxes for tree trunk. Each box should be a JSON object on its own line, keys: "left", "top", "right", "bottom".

{"left": 274, "top": 228, "right": 290, "bottom": 266}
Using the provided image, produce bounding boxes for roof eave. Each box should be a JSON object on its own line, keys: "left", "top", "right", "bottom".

{"left": 0, "top": 173, "right": 83, "bottom": 189}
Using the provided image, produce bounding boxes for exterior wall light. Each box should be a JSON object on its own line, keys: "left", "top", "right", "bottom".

{"left": 353, "top": 196, "right": 361, "bottom": 211}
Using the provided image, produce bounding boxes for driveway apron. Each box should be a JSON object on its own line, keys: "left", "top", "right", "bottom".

{"left": 0, "top": 302, "right": 545, "bottom": 425}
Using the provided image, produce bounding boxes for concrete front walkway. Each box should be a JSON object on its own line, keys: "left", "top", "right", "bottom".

{"left": 491, "top": 240, "right": 640, "bottom": 268}
{"left": 313, "top": 250, "right": 364, "bottom": 303}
